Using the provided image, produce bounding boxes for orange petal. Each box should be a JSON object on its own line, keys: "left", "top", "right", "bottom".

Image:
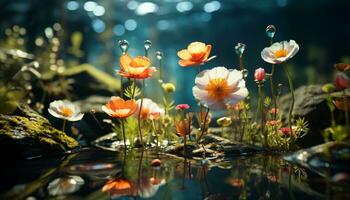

{"left": 178, "top": 59, "right": 199, "bottom": 67}
{"left": 120, "top": 54, "right": 133, "bottom": 71}
{"left": 177, "top": 49, "right": 191, "bottom": 60}
{"left": 133, "top": 56, "right": 151, "bottom": 68}
{"left": 187, "top": 42, "right": 206, "bottom": 54}
{"left": 203, "top": 45, "right": 212, "bottom": 61}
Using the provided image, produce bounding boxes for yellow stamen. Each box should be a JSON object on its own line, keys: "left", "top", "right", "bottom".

{"left": 274, "top": 49, "right": 287, "bottom": 58}
{"left": 205, "top": 78, "right": 233, "bottom": 101}
{"left": 60, "top": 107, "right": 73, "bottom": 117}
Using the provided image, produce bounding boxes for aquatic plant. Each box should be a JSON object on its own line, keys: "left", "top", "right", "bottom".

{"left": 323, "top": 65, "right": 350, "bottom": 142}
{"left": 102, "top": 96, "right": 138, "bottom": 149}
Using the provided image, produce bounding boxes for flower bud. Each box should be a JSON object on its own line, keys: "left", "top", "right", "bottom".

{"left": 162, "top": 83, "right": 176, "bottom": 93}
{"left": 254, "top": 68, "right": 266, "bottom": 82}
{"left": 335, "top": 73, "right": 349, "bottom": 90}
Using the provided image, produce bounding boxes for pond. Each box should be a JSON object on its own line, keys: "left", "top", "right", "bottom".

{"left": 1, "top": 148, "right": 347, "bottom": 200}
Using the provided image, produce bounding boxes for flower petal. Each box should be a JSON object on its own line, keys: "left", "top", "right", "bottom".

{"left": 177, "top": 49, "right": 191, "bottom": 60}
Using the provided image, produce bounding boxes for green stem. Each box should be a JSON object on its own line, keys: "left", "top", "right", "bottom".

{"left": 159, "top": 58, "right": 162, "bottom": 81}
{"left": 343, "top": 90, "right": 349, "bottom": 133}
{"left": 239, "top": 55, "right": 243, "bottom": 71}
{"left": 270, "top": 65, "right": 277, "bottom": 120}
{"left": 137, "top": 79, "right": 145, "bottom": 147}
{"left": 131, "top": 78, "right": 136, "bottom": 99}
{"left": 120, "top": 77, "right": 124, "bottom": 98}
{"left": 283, "top": 65, "right": 295, "bottom": 137}
{"left": 258, "top": 83, "right": 267, "bottom": 147}
{"left": 197, "top": 107, "right": 210, "bottom": 144}
{"left": 62, "top": 120, "right": 66, "bottom": 132}
{"left": 121, "top": 118, "right": 127, "bottom": 149}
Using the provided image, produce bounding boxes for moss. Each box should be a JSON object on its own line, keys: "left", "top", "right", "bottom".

{"left": 0, "top": 114, "right": 78, "bottom": 152}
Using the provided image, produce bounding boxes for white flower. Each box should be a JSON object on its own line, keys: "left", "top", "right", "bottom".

{"left": 48, "top": 100, "right": 84, "bottom": 121}
{"left": 261, "top": 40, "right": 299, "bottom": 64}
{"left": 192, "top": 66, "right": 249, "bottom": 109}
{"left": 135, "top": 98, "right": 165, "bottom": 120}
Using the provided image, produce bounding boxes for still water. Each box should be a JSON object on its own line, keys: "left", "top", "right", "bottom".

{"left": 0, "top": 149, "right": 347, "bottom": 200}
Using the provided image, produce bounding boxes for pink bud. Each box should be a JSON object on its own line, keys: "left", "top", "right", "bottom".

{"left": 280, "top": 127, "right": 292, "bottom": 136}
{"left": 254, "top": 68, "right": 266, "bottom": 82}
{"left": 175, "top": 104, "right": 190, "bottom": 110}
{"left": 335, "top": 73, "right": 349, "bottom": 90}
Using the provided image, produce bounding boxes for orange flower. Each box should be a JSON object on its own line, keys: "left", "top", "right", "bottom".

{"left": 334, "top": 98, "right": 350, "bottom": 111}
{"left": 102, "top": 96, "right": 138, "bottom": 118}
{"left": 177, "top": 41, "right": 215, "bottom": 67}
{"left": 175, "top": 119, "right": 191, "bottom": 137}
{"left": 117, "top": 54, "right": 156, "bottom": 79}
{"left": 102, "top": 178, "right": 136, "bottom": 198}
{"left": 334, "top": 63, "right": 350, "bottom": 72}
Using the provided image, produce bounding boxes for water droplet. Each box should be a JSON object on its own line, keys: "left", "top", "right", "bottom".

{"left": 144, "top": 40, "right": 152, "bottom": 50}
{"left": 266, "top": 25, "right": 276, "bottom": 38}
{"left": 235, "top": 43, "right": 246, "bottom": 56}
{"left": 156, "top": 51, "right": 163, "bottom": 60}
{"left": 242, "top": 69, "right": 249, "bottom": 78}
{"left": 118, "top": 39, "right": 129, "bottom": 54}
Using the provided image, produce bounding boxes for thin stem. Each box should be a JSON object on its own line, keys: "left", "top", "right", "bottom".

{"left": 121, "top": 118, "right": 127, "bottom": 149}
{"left": 120, "top": 77, "right": 124, "bottom": 98}
{"left": 283, "top": 65, "right": 295, "bottom": 137}
{"left": 258, "top": 83, "right": 267, "bottom": 147}
{"left": 62, "top": 119, "right": 66, "bottom": 132}
{"left": 131, "top": 78, "right": 137, "bottom": 99}
{"left": 343, "top": 90, "right": 349, "bottom": 133}
{"left": 138, "top": 79, "right": 145, "bottom": 147}
{"left": 239, "top": 55, "right": 243, "bottom": 71}
{"left": 270, "top": 65, "right": 277, "bottom": 120}
{"left": 197, "top": 107, "right": 210, "bottom": 144}
{"left": 159, "top": 59, "right": 162, "bottom": 81}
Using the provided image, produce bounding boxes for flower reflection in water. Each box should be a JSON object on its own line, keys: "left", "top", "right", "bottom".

{"left": 47, "top": 175, "right": 85, "bottom": 196}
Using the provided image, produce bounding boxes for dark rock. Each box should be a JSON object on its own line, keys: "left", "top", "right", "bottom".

{"left": 279, "top": 85, "right": 348, "bottom": 147}
{"left": 283, "top": 142, "right": 350, "bottom": 177}
{"left": 74, "top": 96, "right": 112, "bottom": 141}
{"left": 62, "top": 64, "right": 120, "bottom": 99}
{"left": 0, "top": 104, "right": 78, "bottom": 159}
{"left": 164, "top": 134, "right": 265, "bottom": 158}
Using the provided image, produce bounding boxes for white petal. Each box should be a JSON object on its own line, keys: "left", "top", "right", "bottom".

{"left": 68, "top": 113, "right": 84, "bottom": 121}
{"left": 227, "top": 69, "right": 243, "bottom": 86}
{"left": 195, "top": 69, "right": 211, "bottom": 89}
{"left": 48, "top": 107, "right": 64, "bottom": 119}
{"left": 206, "top": 66, "right": 229, "bottom": 80}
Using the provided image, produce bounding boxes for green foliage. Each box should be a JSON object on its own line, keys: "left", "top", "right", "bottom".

{"left": 323, "top": 125, "right": 348, "bottom": 142}
{"left": 112, "top": 117, "right": 142, "bottom": 145}
{"left": 124, "top": 81, "right": 140, "bottom": 99}
{"left": 264, "top": 96, "right": 271, "bottom": 108}
{"left": 0, "top": 84, "right": 24, "bottom": 114}
{"left": 163, "top": 97, "right": 175, "bottom": 112}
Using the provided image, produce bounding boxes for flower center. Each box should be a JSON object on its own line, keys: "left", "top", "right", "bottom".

{"left": 274, "top": 49, "right": 287, "bottom": 58}
{"left": 205, "top": 78, "right": 233, "bottom": 101}
{"left": 60, "top": 107, "right": 73, "bottom": 117}
{"left": 140, "top": 108, "right": 150, "bottom": 119}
